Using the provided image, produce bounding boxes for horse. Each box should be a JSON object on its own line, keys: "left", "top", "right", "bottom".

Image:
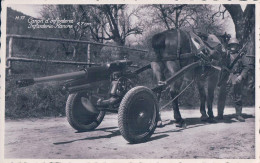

{"left": 150, "top": 29, "right": 228, "bottom": 127}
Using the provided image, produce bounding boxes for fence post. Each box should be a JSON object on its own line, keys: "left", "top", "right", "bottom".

{"left": 7, "top": 37, "right": 13, "bottom": 75}
{"left": 87, "top": 44, "right": 91, "bottom": 67}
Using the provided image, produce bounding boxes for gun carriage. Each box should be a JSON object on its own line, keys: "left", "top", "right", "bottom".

{"left": 17, "top": 52, "right": 214, "bottom": 143}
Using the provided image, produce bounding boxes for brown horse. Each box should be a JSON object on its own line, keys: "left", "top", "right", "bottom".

{"left": 151, "top": 29, "right": 227, "bottom": 127}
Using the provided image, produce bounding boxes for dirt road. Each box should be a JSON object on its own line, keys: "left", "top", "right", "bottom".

{"left": 4, "top": 107, "right": 255, "bottom": 159}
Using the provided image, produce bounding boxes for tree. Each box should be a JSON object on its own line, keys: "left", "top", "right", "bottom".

{"left": 88, "top": 4, "right": 143, "bottom": 46}
{"left": 41, "top": 5, "right": 92, "bottom": 58}
{"left": 223, "top": 4, "right": 255, "bottom": 42}
{"left": 85, "top": 5, "right": 144, "bottom": 60}
{"left": 40, "top": 5, "right": 143, "bottom": 60}
{"left": 140, "top": 4, "right": 225, "bottom": 36}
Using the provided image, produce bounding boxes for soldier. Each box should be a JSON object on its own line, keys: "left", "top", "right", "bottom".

{"left": 217, "top": 38, "right": 250, "bottom": 122}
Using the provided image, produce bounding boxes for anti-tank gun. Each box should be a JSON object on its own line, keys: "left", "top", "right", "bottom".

{"left": 16, "top": 51, "right": 220, "bottom": 144}
{"left": 16, "top": 42, "right": 225, "bottom": 144}
{"left": 16, "top": 60, "right": 150, "bottom": 133}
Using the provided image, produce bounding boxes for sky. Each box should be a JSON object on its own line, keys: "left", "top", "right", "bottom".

{"left": 9, "top": 4, "right": 43, "bottom": 18}
{"left": 8, "top": 4, "right": 248, "bottom": 40}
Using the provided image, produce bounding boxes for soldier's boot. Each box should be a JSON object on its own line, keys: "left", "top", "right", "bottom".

{"left": 236, "top": 115, "right": 245, "bottom": 122}
{"left": 235, "top": 106, "right": 245, "bottom": 122}
{"left": 216, "top": 106, "right": 224, "bottom": 120}
{"left": 216, "top": 107, "right": 224, "bottom": 120}
{"left": 216, "top": 104, "right": 225, "bottom": 121}
{"left": 216, "top": 102, "right": 225, "bottom": 120}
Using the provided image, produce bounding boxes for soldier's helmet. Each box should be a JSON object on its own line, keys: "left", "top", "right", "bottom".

{"left": 228, "top": 38, "right": 239, "bottom": 53}
{"left": 228, "top": 38, "right": 239, "bottom": 45}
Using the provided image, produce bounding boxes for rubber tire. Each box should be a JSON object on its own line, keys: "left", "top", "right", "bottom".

{"left": 118, "top": 86, "right": 159, "bottom": 143}
{"left": 66, "top": 92, "right": 105, "bottom": 131}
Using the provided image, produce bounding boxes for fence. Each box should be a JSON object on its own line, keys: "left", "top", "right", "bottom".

{"left": 6, "top": 34, "right": 148, "bottom": 75}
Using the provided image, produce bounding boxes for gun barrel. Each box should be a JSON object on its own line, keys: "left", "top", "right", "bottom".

{"left": 16, "top": 60, "right": 133, "bottom": 88}
{"left": 16, "top": 71, "right": 86, "bottom": 88}
{"left": 34, "top": 71, "right": 87, "bottom": 83}
{"left": 17, "top": 66, "right": 110, "bottom": 87}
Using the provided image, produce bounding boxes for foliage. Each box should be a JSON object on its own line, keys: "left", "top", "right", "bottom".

{"left": 6, "top": 75, "right": 67, "bottom": 118}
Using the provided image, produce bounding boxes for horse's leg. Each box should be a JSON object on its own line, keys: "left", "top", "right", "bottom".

{"left": 165, "top": 61, "right": 186, "bottom": 128}
{"left": 207, "top": 71, "right": 218, "bottom": 122}
{"left": 196, "top": 78, "right": 208, "bottom": 121}
{"left": 170, "top": 80, "right": 185, "bottom": 127}
{"left": 151, "top": 61, "right": 165, "bottom": 82}
{"left": 151, "top": 61, "right": 165, "bottom": 127}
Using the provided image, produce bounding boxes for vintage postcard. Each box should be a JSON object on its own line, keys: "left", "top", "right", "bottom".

{"left": 0, "top": 0, "right": 259, "bottom": 163}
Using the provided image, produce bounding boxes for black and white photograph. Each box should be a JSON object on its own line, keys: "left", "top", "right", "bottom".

{"left": 0, "top": 0, "right": 259, "bottom": 162}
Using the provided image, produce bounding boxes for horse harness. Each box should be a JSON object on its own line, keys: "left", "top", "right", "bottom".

{"left": 155, "top": 30, "right": 209, "bottom": 62}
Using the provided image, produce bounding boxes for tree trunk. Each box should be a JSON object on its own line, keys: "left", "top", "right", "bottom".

{"left": 114, "top": 41, "right": 127, "bottom": 60}
{"left": 223, "top": 4, "right": 255, "bottom": 43}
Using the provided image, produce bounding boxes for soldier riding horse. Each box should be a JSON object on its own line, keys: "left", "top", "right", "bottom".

{"left": 151, "top": 29, "right": 227, "bottom": 127}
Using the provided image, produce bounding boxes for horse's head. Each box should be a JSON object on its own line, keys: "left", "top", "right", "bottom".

{"left": 203, "top": 34, "right": 228, "bottom": 62}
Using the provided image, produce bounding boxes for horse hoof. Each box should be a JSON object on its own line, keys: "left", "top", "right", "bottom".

{"left": 157, "top": 121, "right": 163, "bottom": 128}
{"left": 200, "top": 115, "right": 209, "bottom": 122}
{"left": 207, "top": 117, "right": 217, "bottom": 123}
{"left": 175, "top": 120, "right": 187, "bottom": 128}
{"left": 216, "top": 115, "right": 224, "bottom": 121}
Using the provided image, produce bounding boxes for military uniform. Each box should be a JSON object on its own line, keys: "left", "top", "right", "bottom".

{"left": 217, "top": 38, "right": 250, "bottom": 121}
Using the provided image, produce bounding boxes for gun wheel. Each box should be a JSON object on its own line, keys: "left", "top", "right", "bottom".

{"left": 66, "top": 92, "right": 105, "bottom": 131}
{"left": 118, "top": 86, "right": 158, "bottom": 143}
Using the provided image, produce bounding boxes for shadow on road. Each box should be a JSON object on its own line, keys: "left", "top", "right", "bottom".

{"left": 149, "top": 134, "right": 169, "bottom": 141}
{"left": 54, "top": 114, "right": 254, "bottom": 145}
{"left": 75, "top": 126, "right": 118, "bottom": 133}
{"left": 127, "top": 134, "right": 170, "bottom": 145}
{"left": 54, "top": 129, "right": 120, "bottom": 145}
{"left": 222, "top": 113, "right": 254, "bottom": 123}
{"left": 154, "top": 113, "right": 254, "bottom": 135}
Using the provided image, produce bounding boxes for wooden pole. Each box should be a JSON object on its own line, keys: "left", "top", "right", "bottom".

{"left": 87, "top": 44, "right": 91, "bottom": 67}
{"left": 7, "top": 37, "right": 13, "bottom": 75}
{"left": 6, "top": 34, "right": 148, "bottom": 53}
{"left": 7, "top": 57, "right": 99, "bottom": 65}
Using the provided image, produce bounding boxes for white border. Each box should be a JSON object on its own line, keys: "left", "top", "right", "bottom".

{"left": 1, "top": 0, "right": 259, "bottom": 163}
